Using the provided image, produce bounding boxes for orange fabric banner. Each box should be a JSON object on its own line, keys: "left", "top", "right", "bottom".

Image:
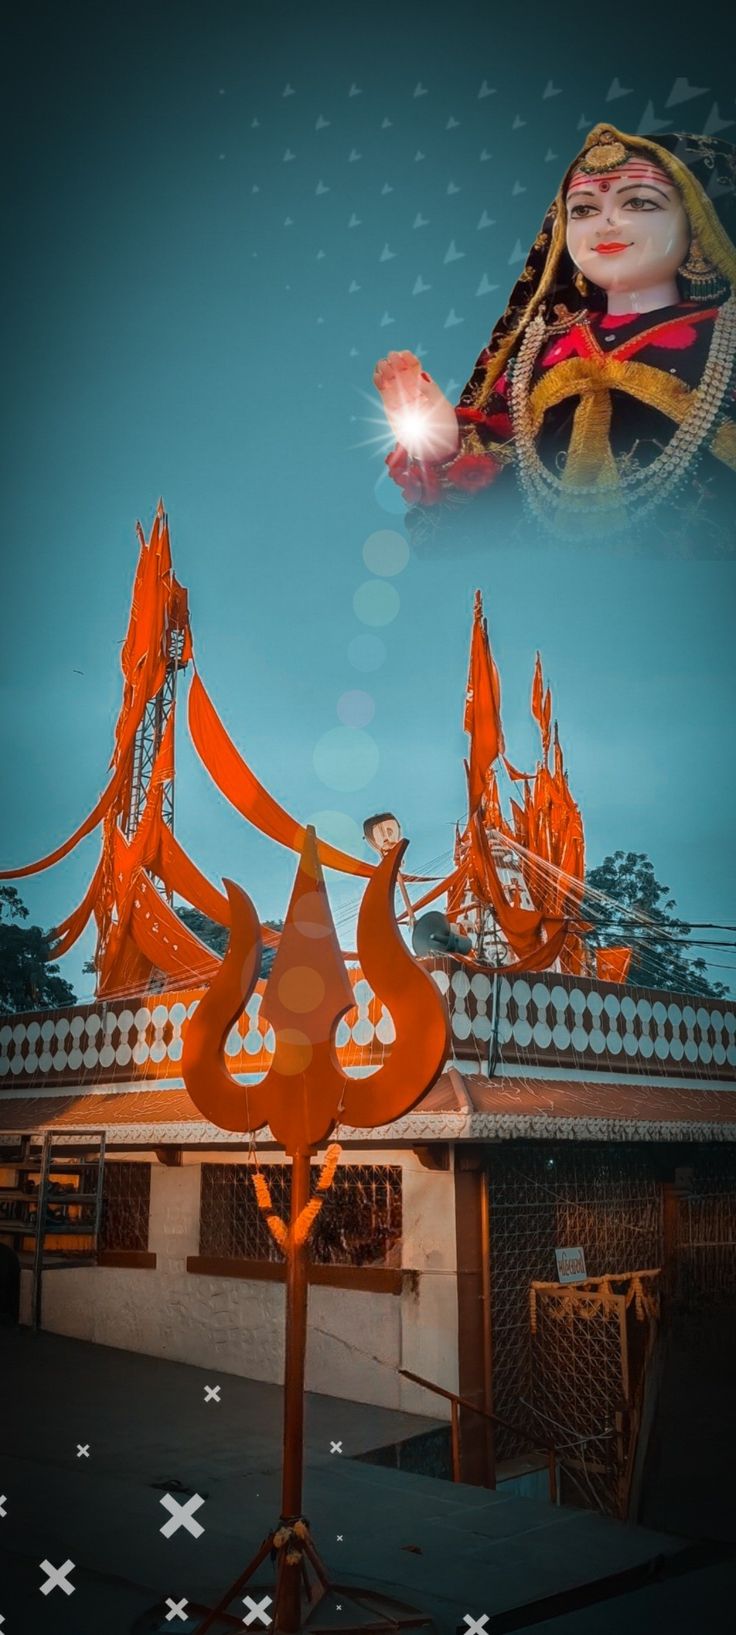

{"left": 188, "top": 672, "right": 374, "bottom": 879}
{"left": 96, "top": 920, "right": 153, "bottom": 1000}
{"left": 464, "top": 591, "right": 504, "bottom": 816}
{"left": 595, "top": 946, "right": 633, "bottom": 985}
{"left": 531, "top": 653, "right": 552, "bottom": 762}
{"left": 469, "top": 815, "right": 551, "bottom": 952}
{"left": 159, "top": 827, "right": 231, "bottom": 925}
{"left": 510, "top": 799, "right": 529, "bottom": 845}
{"left": 0, "top": 758, "right": 128, "bottom": 881}
{"left": 48, "top": 857, "right": 105, "bottom": 959}
{"left": 398, "top": 866, "right": 464, "bottom": 920}
{"left": 502, "top": 756, "right": 533, "bottom": 783}
{"left": 157, "top": 826, "right": 280, "bottom": 949}
{"left": 129, "top": 872, "right": 221, "bottom": 984}
{"left": 127, "top": 869, "right": 219, "bottom": 981}
{"left": 0, "top": 515, "right": 182, "bottom": 882}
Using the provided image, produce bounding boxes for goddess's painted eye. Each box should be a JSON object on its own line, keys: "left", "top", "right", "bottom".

{"left": 568, "top": 203, "right": 598, "bottom": 218}
{"left": 622, "top": 196, "right": 661, "bottom": 210}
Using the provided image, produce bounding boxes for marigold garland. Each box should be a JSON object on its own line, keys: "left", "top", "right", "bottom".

{"left": 272, "top": 1518, "right": 310, "bottom": 1565}
{"left": 250, "top": 1144, "right": 342, "bottom": 1253}
{"left": 316, "top": 1141, "right": 341, "bottom": 1192}
{"left": 292, "top": 1196, "right": 323, "bottom": 1247}
{"left": 530, "top": 1269, "right": 661, "bottom": 1333}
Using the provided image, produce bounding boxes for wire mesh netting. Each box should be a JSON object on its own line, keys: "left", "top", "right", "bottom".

{"left": 487, "top": 1143, "right": 663, "bottom": 1462}
{"left": 0, "top": 1155, "right": 152, "bottom": 1255}
{"left": 676, "top": 1145, "right": 736, "bottom": 1308}
{"left": 199, "top": 1163, "right": 403, "bottom": 1266}
{"left": 97, "top": 1161, "right": 152, "bottom": 1252}
{"left": 529, "top": 1272, "right": 660, "bottom": 1516}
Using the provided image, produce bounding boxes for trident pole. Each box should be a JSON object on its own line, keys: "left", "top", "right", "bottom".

{"left": 274, "top": 1148, "right": 312, "bottom": 1632}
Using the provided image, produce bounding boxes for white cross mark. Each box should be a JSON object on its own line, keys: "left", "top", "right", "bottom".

{"left": 242, "top": 1593, "right": 272, "bottom": 1626}
{"left": 330, "top": 1440, "right": 342, "bottom": 1454}
{"left": 39, "top": 1559, "right": 76, "bottom": 1597}
{"left": 159, "top": 1493, "right": 205, "bottom": 1539}
{"left": 0, "top": 1497, "right": 6, "bottom": 1518}
{"left": 204, "top": 1385, "right": 221, "bottom": 1403}
{"left": 0, "top": 1613, "right": 5, "bottom": 1627}
{"left": 462, "top": 1617, "right": 490, "bottom": 1635}
{"left": 165, "top": 1599, "right": 189, "bottom": 1622}
{"left": 77, "top": 1444, "right": 89, "bottom": 1458}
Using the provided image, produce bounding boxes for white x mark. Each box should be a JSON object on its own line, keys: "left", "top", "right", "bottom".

{"left": 77, "top": 1444, "right": 89, "bottom": 1458}
{"left": 165, "top": 1599, "right": 189, "bottom": 1623}
{"left": 462, "top": 1617, "right": 490, "bottom": 1635}
{"left": 242, "top": 1593, "right": 272, "bottom": 1627}
{"left": 337, "top": 1534, "right": 343, "bottom": 1541}
{"left": 204, "top": 1384, "right": 221, "bottom": 1403}
{"left": 330, "top": 1440, "right": 342, "bottom": 1454}
{"left": 0, "top": 1497, "right": 6, "bottom": 1518}
{"left": 159, "top": 1493, "right": 205, "bottom": 1539}
{"left": 0, "top": 1612, "right": 5, "bottom": 1627}
{"left": 39, "top": 1559, "right": 76, "bottom": 1597}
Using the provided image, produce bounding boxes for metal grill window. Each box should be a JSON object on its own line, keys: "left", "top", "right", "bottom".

{"left": 487, "top": 1144, "right": 663, "bottom": 1459}
{"left": 98, "top": 1162, "right": 151, "bottom": 1252}
{"left": 199, "top": 1164, "right": 402, "bottom": 1266}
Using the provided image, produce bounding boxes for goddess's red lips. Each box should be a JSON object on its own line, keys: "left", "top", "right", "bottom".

{"left": 593, "top": 242, "right": 631, "bottom": 254}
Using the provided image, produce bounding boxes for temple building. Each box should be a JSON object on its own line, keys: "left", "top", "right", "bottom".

{"left": 2, "top": 505, "right": 734, "bottom": 1524}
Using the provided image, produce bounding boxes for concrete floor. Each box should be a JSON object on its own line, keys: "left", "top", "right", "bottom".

{"left": 638, "top": 1308, "right": 736, "bottom": 1544}
{"left": 0, "top": 1330, "right": 733, "bottom": 1635}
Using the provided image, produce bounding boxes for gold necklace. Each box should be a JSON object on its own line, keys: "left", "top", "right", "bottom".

{"left": 508, "top": 297, "right": 736, "bottom": 536}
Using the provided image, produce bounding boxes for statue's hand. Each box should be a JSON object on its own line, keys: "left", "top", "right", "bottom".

{"left": 373, "top": 350, "right": 460, "bottom": 461}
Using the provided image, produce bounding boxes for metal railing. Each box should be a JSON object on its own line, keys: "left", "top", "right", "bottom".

{"left": 398, "top": 1366, "right": 559, "bottom": 1501}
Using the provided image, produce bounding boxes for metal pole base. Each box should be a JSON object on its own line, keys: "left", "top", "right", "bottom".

{"left": 138, "top": 1520, "right": 435, "bottom": 1633}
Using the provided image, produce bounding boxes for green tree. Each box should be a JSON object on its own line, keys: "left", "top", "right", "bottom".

{"left": 175, "top": 906, "right": 283, "bottom": 977}
{"left": 583, "top": 852, "right": 727, "bottom": 999}
{"left": 0, "top": 886, "right": 77, "bottom": 1015}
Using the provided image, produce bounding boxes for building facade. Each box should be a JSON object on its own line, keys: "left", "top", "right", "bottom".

{"left": 2, "top": 961, "right": 735, "bottom": 1508}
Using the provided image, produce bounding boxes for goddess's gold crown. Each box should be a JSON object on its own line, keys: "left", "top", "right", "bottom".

{"left": 576, "top": 128, "right": 631, "bottom": 174}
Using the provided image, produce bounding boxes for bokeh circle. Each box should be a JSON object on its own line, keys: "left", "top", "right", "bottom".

{"left": 362, "top": 529, "right": 410, "bottom": 577}
{"left": 337, "top": 689, "right": 375, "bottom": 728}
{"left": 353, "top": 580, "right": 400, "bottom": 627}
{"left": 348, "top": 634, "right": 386, "bottom": 672}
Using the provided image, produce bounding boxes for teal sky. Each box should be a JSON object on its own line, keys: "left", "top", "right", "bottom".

{"left": 2, "top": 0, "right": 735, "bottom": 998}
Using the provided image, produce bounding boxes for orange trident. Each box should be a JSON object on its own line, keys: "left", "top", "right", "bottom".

{"left": 181, "top": 827, "right": 449, "bottom": 1633}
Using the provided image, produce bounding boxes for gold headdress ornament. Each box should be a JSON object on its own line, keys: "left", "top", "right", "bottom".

{"left": 575, "top": 128, "right": 631, "bottom": 174}
{"left": 470, "top": 122, "right": 736, "bottom": 413}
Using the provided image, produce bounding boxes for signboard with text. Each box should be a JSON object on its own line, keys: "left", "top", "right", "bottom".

{"left": 555, "top": 1246, "right": 587, "bottom": 1284}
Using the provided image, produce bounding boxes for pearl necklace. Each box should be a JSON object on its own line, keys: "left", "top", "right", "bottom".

{"left": 508, "top": 297, "right": 736, "bottom": 536}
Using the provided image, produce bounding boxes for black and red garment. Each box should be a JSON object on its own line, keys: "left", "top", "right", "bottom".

{"left": 387, "top": 124, "right": 736, "bottom": 554}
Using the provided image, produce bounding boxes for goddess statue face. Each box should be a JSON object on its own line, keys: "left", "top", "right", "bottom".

{"left": 565, "top": 157, "right": 690, "bottom": 296}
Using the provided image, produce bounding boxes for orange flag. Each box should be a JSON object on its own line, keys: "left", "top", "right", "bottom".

{"left": 189, "top": 673, "right": 374, "bottom": 878}
{"left": 531, "top": 653, "right": 552, "bottom": 763}
{"left": 464, "top": 590, "right": 504, "bottom": 816}
{"left": 595, "top": 947, "right": 632, "bottom": 985}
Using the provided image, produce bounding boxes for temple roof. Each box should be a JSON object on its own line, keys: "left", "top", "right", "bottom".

{"left": 1, "top": 1069, "right": 734, "bottom": 1147}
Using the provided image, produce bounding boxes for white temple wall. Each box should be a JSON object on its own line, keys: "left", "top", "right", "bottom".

{"left": 19, "top": 1149, "right": 458, "bottom": 1418}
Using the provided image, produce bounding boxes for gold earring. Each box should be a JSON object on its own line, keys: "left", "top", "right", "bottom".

{"left": 573, "top": 269, "right": 589, "bottom": 297}
{"left": 678, "top": 237, "right": 726, "bottom": 302}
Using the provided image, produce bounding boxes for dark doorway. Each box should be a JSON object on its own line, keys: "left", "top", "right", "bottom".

{"left": 0, "top": 1243, "right": 20, "bottom": 1324}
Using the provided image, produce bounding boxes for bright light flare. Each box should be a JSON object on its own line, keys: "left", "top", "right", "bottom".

{"left": 394, "top": 408, "right": 431, "bottom": 449}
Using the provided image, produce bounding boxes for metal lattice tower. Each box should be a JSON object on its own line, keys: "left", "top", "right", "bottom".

{"left": 122, "top": 625, "right": 187, "bottom": 887}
